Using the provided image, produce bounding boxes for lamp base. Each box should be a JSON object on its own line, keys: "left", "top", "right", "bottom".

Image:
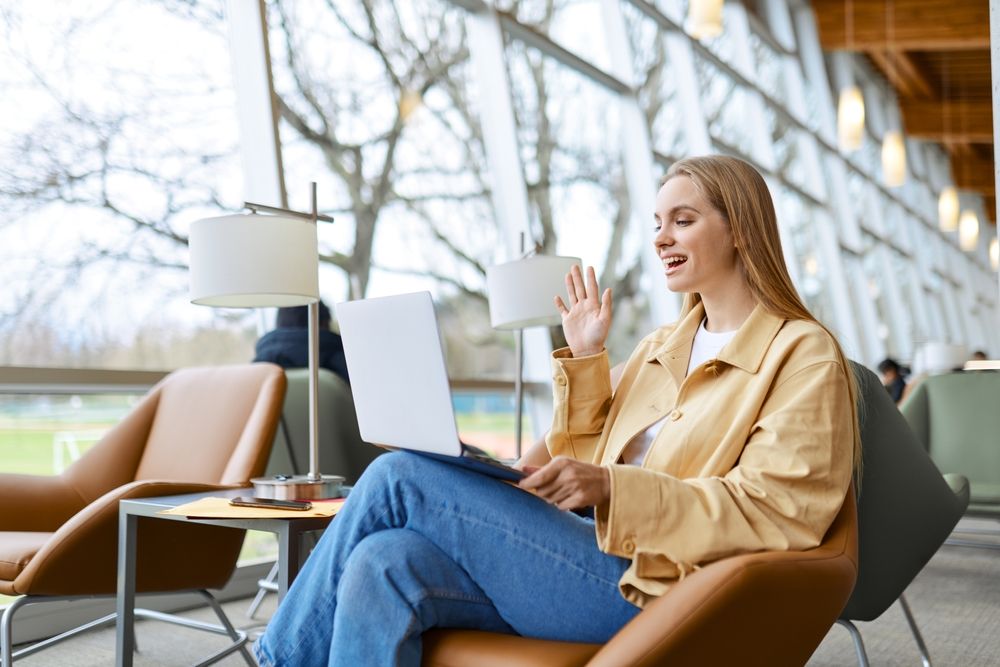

{"left": 250, "top": 474, "right": 345, "bottom": 500}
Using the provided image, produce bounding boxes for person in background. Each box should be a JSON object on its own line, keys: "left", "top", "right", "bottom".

{"left": 877, "top": 357, "right": 906, "bottom": 403}
{"left": 971, "top": 350, "right": 988, "bottom": 362}
{"left": 253, "top": 301, "right": 350, "bottom": 385}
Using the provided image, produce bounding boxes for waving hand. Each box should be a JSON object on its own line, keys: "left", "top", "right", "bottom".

{"left": 554, "top": 265, "right": 612, "bottom": 358}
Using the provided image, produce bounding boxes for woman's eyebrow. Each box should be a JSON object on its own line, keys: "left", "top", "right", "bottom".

{"left": 668, "top": 204, "right": 700, "bottom": 217}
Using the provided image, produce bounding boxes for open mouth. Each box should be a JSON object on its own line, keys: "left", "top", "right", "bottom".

{"left": 664, "top": 256, "right": 688, "bottom": 273}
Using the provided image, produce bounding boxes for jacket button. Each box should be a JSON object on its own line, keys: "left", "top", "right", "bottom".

{"left": 669, "top": 409, "right": 682, "bottom": 421}
{"left": 555, "top": 376, "right": 567, "bottom": 386}
{"left": 622, "top": 538, "right": 635, "bottom": 554}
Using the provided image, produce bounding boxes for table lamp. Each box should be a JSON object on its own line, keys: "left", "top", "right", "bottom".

{"left": 189, "top": 183, "right": 344, "bottom": 499}
{"left": 486, "top": 252, "right": 580, "bottom": 459}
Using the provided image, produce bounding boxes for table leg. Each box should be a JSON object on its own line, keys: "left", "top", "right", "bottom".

{"left": 276, "top": 523, "right": 302, "bottom": 602}
{"left": 115, "top": 509, "right": 137, "bottom": 667}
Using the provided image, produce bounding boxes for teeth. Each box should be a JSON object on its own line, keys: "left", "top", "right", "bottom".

{"left": 664, "top": 256, "right": 687, "bottom": 266}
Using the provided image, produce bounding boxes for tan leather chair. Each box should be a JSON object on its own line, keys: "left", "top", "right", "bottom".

{"left": 423, "top": 491, "right": 857, "bottom": 667}
{"left": 0, "top": 363, "right": 286, "bottom": 664}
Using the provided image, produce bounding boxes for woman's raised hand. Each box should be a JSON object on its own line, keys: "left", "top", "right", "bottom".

{"left": 554, "top": 265, "right": 612, "bottom": 358}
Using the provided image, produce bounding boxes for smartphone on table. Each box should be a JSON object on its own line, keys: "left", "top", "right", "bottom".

{"left": 229, "top": 496, "right": 312, "bottom": 511}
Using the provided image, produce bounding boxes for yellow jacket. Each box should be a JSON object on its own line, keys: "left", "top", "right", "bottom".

{"left": 546, "top": 302, "right": 854, "bottom": 607}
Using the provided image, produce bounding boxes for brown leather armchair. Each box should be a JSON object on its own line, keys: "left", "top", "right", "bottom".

{"left": 0, "top": 363, "right": 286, "bottom": 664}
{"left": 423, "top": 491, "right": 857, "bottom": 667}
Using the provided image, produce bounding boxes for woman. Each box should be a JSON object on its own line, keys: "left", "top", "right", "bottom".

{"left": 253, "top": 155, "right": 858, "bottom": 666}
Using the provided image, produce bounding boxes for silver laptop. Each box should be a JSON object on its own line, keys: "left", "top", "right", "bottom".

{"left": 335, "top": 291, "right": 524, "bottom": 482}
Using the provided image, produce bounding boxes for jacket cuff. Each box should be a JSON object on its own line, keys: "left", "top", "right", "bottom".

{"left": 597, "top": 464, "right": 681, "bottom": 559}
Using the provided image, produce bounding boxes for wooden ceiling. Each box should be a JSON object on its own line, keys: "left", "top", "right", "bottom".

{"left": 811, "top": 0, "right": 995, "bottom": 224}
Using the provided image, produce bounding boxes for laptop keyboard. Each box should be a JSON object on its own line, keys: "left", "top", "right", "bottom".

{"left": 462, "top": 443, "right": 517, "bottom": 471}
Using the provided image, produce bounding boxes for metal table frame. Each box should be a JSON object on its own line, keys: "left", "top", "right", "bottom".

{"left": 115, "top": 488, "right": 332, "bottom": 667}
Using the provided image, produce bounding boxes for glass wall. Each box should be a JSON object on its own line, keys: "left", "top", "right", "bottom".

{"left": 2, "top": 0, "right": 999, "bottom": 435}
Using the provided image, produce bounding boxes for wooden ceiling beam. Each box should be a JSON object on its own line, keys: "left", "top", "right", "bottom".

{"left": 868, "top": 50, "right": 935, "bottom": 99}
{"left": 900, "top": 100, "right": 993, "bottom": 143}
{"left": 983, "top": 195, "right": 996, "bottom": 224}
{"left": 952, "top": 153, "right": 996, "bottom": 196}
{"left": 813, "top": 0, "right": 989, "bottom": 51}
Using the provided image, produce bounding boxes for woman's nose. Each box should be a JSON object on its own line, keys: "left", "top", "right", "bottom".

{"left": 653, "top": 224, "right": 672, "bottom": 249}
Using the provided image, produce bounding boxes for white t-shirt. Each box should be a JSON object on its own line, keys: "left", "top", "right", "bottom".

{"left": 620, "top": 319, "right": 737, "bottom": 466}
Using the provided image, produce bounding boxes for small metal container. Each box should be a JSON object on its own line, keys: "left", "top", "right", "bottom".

{"left": 250, "top": 473, "right": 346, "bottom": 500}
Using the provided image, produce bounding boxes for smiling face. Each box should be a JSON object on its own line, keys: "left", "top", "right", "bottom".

{"left": 653, "top": 175, "right": 744, "bottom": 298}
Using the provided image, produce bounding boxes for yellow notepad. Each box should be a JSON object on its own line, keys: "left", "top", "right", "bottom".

{"left": 159, "top": 497, "right": 345, "bottom": 519}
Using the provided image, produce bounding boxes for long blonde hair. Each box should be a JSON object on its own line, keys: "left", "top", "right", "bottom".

{"left": 664, "top": 155, "right": 861, "bottom": 472}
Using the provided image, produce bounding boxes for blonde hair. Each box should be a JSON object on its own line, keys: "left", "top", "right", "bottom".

{"left": 664, "top": 155, "right": 861, "bottom": 473}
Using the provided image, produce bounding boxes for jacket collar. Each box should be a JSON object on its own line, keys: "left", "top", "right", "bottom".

{"left": 646, "top": 301, "right": 786, "bottom": 382}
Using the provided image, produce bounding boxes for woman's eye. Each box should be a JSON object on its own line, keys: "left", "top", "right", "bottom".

{"left": 676, "top": 219, "right": 693, "bottom": 226}
{"left": 653, "top": 223, "right": 662, "bottom": 232}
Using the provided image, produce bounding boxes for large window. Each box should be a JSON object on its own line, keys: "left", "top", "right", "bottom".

{"left": 0, "top": 0, "right": 253, "bottom": 370}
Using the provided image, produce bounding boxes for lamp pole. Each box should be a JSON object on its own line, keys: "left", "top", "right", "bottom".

{"left": 242, "top": 185, "right": 339, "bottom": 497}
{"left": 307, "top": 182, "right": 321, "bottom": 481}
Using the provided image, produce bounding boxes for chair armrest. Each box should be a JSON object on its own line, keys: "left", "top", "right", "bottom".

{"left": 15, "top": 480, "right": 246, "bottom": 596}
{"left": 587, "top": 493, "right": 858, "bottom": 667}
{"left": 0, "top": 472, "right": 85, "bottom": 531}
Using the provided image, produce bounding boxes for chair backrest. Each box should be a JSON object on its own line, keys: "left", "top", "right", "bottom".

{"left": 21, "top": 363, "right": 286, "bottom": 596}
{"left": 265, "top": 368, "right": 381, "bottom": 484}
{"left": 64, "top": 364, "right": 287, "bottom": 500}
{"left": 840, "top": 362, "right": 968, "bottom": 621}
{"left": 901, "top": 371, "right": 1000, "bottom": 506}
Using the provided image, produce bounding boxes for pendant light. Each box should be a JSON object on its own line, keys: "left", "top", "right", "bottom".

{"left": 688, "top": 0, "right": 723, "bottom": 40}
{"left": 881, "top": 130, "right": 906, "bottom": 187}
{"left": 836, "top": 1, "right": 864, "bottom": 151}
{"left": 937, "top": 186, "right": 960, "bottom": 232}
{"left": 837, "top": 86, "right": 865, "bottom": 151}
{"left": 958, "top": 210, "right": 979, "bottom": 252}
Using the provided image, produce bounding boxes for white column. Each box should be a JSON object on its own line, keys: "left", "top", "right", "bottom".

{"left": 224, "top": 0, "right": 286, "bottom": 207}
{"left": 465, "top": 7, "right": 554, "bottom": 442}
{"left": 665, "top": 34, "right": 712, "bottom": 154}
{"left": 991, "top": 0, "right": 1000, "bottom": 309}
{"left": 764, "top": 0, "right": 862, "bottom": 357}
{"left": 874, "top": 245, "right": 915, "bottom": 360}
{"left": 726, "top": 3, "right": 775, "bottom": 171}
{"left": 600, "top": 0, "right": 679, "bottom": 326}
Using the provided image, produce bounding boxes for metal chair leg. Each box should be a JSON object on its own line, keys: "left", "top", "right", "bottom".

{"left": 836, "top": 619, "right": 871, "bottom": 667}
{"left": 1, "top": 590, "right": 249, "bottom": 666}
{"left": 899, "top": 594, "right": 932, "bottom": 667}
{"left": 246, "top": 561, "right": 280, "bottom": 619}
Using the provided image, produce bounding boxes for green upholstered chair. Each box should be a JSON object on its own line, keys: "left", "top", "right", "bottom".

{"left": 264, "top": 368, "right": 381, "bottom": 485}
{"left": 900, "top": 370, "right": 1000, "bottom": 519}
{"left": 837, "top": 363, "right": 970, "bottom": 666}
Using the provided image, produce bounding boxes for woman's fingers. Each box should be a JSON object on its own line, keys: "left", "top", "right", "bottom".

{"left": 601, "top": 287, "right": 613, "bottom": 318}
{"left": 563, "top": 272, "right": 578, "bottom": 307}
{"left": 586, "top": 266, "right": 599, "bottom": 300}
{"left": 554, "top": 295, "right": 569, "bottom": 315}
{"left": 570, "top": 264, "right": 587, "bottom": 302}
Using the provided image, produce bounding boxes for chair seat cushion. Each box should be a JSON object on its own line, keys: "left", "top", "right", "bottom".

{"left": 0, "top": 532, "right": 51, "bottom": 590}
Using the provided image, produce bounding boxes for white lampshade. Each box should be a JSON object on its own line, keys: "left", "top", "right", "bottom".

{"left": 687, "top": 0, "right": 723, "bottom": 40}
{"left": 938, "top": 186, "right": 960, "bottom": 232}
{"left": 990, "top": 237, "right": 998, "bottom": 271}
{"left": 837, "top": 86, "right": 865, "bottom": 151}
{"left": 486, "top": 255, "right": 580, "bottom": 329}
{"left": 958, "top": 210, "right": 979, "bottom": 252}
{"left": 190, "top": 213, "right": 319, "bottom": 307}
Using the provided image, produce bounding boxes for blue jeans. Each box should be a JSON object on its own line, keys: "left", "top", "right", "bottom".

{"left": 254, "top": 451, "right": 640, "bottom": 666}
